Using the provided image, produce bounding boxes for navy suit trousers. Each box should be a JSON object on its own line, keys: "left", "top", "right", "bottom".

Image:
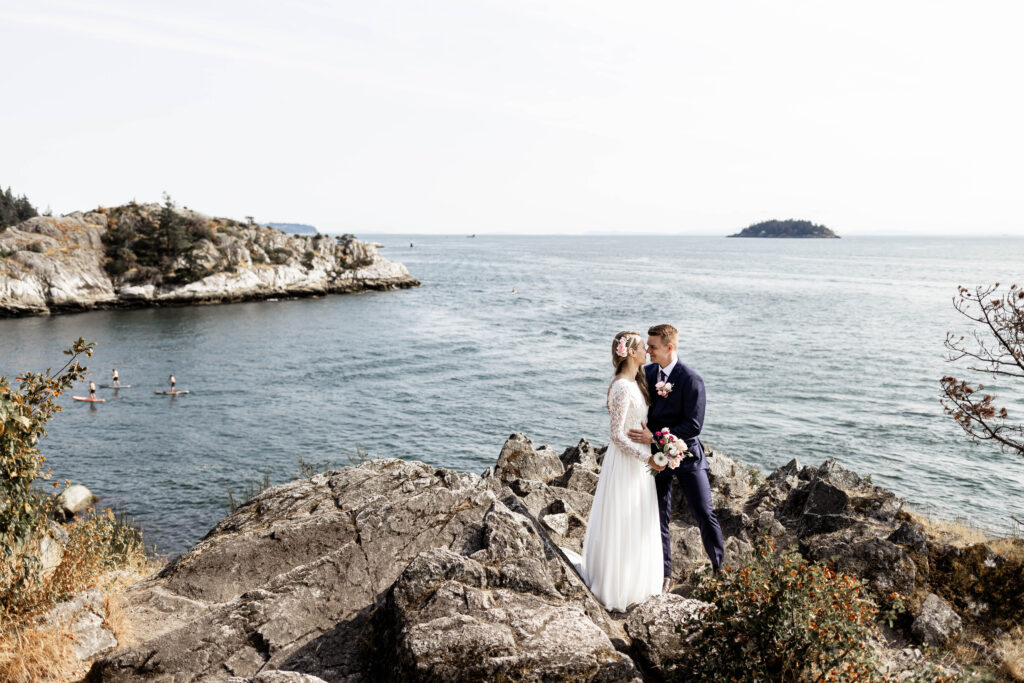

{"left": 655, "top": 466, "right": 725, "bottom": 575}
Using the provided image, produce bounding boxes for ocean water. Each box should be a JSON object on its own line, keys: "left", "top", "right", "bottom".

{"left": 2, "top": 235, "right": 1023, "bottom": 554}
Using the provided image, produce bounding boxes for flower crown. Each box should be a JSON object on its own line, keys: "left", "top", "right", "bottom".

{"left": 615, "top": 335, "right": 635, "bottom": 358}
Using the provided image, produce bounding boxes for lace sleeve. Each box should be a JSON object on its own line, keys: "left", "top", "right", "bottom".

{"left": 607, "top": 380, "right": 652, "bottom": 464}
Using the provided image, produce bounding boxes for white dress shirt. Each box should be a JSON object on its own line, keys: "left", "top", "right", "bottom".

{"left": 657, "top": 355, "right": 679, "bottom": 383}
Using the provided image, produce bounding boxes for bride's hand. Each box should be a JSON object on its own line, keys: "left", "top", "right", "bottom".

{"left": 628, "top": 422, "right": 653, "bottom": 445}
{"left": 647, "top": 455, "right": 666, "bottom": 472}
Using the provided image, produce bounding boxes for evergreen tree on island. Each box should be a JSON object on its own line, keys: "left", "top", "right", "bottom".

{"left": 0, "top": 186, "right": 39, "bottom": 231}
{"left": 728, "top": 219, "right": 839, "bottom": 238}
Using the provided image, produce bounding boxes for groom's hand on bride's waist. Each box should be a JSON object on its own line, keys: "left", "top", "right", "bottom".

{"left": 628, "top": 422, "right": 653, "bottom": 445}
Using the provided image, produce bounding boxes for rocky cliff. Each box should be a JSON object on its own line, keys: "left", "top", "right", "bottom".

{"left": 0, "top": 204, "right": 418, "bottom": 317}
{"left": 68, "top": 435, "right": 1020, "bottom": 682}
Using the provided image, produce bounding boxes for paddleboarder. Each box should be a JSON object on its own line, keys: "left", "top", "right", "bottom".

{"left": 169, "top": 374, "right": 176, "bottom": 393}
{"left": 89, "top": 381, "right": 96, "bottom": 399}
{"left": 112, "top": 369, "right": 120, "bottom": 388}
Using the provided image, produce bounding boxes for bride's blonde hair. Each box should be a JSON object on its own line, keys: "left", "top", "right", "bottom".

{"left": 610, "top": 331, "right": 651, "bottom": 406}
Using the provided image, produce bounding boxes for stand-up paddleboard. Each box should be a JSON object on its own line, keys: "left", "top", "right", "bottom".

{"left": 154, "top": 390, "right": 190, "bottom": 395}
{"left": 72, "top": 396, "right": 105, "bottom": 402}
{"left": 99, "top": 384, "right": 130, "bottom": 389}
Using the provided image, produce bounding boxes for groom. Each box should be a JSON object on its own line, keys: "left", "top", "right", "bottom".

{"left": 629, "top": 324, "right": 724, "bottom": 588}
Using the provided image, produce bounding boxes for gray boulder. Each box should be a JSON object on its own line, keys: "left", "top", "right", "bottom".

{"left": 495, "top": 433, "right": 565, "bottom": 484}
{"left": 817, "top": 458, "right": 863, "bottom": 489}
{"left": 624, "top": 593, "right": 709, "bottom": 675}
{"left": 227, "top": 671, "right": 328, "bottom": 683}
{"left": 704, "top": 449, "right": 750, "bottom": 500}
{"left": 558, "top": 438, "right": 601, "bottom": 472}
{"left": 44, "top": 588, "right": 119, "bottom": 661}
{"left": 386, "top": 501, "right": 641, "bottom": 681}
{"left": 793, "top": 479, "right": 858, "bottom": 537}
{"left": 888, "top": 521, "right": 929, "bottom": 555}
{"left": 804, "top": 532, "right": 917, "bottom": 597}
{"left": 911, "top": 593, "right": 963, "bottom": 646}
{"left": 55, "top": 483, "right": 100, "bottom": 519}
{"left": 88, "top": 460, "right": 509, "bottom": 681}
{"left": 551, "top": 465, "right": 600, "bottom": 493}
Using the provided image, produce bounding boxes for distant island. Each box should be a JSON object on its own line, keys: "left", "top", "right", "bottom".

{"left": 267, "top": 222, "right": 317, "bottom": 235}
{"left": 728, "top": 219, "right": 839, "bottom": 238}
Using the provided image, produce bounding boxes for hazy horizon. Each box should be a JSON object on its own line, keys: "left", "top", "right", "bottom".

{"left": 3, "top": 1, "right": 1023, "bottom": 236}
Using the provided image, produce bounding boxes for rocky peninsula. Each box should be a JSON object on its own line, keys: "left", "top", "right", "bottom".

{"left": 32, "top": 435, "right": 1015, "bottom": 681}
{"left": 0, "top": 202, "right": 418, "bottom": 317}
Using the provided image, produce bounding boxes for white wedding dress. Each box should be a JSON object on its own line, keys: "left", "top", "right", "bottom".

{"left": 564, "top": 378, "right": 663, "bottom": 611}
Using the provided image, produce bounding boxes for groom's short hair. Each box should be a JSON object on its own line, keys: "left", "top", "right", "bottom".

{"left": 648, "top": 324, "right": 678, "bottom": 346}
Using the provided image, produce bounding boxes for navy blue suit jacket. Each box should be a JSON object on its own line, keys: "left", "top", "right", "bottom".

{"left": 645, "top": 361, "right": 708, "bottom": 472}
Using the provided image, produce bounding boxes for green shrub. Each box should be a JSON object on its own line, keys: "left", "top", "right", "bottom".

{"left": 302, "top": 249, "right": 316, "bottom": 269}
{"left": 0, "top": 187, "right": 38, "bottom": 230}
{"left": 1, "top": 339, "right": 94, "bottom": 620}
{"left": 102, "top": 194, "right": 216, "bottom": 284}
{"left": 218, "top": 224, "right": 243, "bottom": 239}
{"left": 226, "top": 474, "right": 271, "bottom": 514}
{"left": 669, "top": 536, "right": 890, "bottom": 682}
{"left": 248, "top": 242, "right": 268, "bottom": 264}
{"left": 267, "top": 247, "right": 293, "bottom": 265}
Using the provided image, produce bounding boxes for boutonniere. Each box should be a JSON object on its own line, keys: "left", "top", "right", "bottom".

{"left": 655, "top": 380, "right": 673, "bottom": 398}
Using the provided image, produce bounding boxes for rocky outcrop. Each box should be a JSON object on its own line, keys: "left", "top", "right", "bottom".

{"left": 623, "top": 594, "right": 707, "bottom": 676}
{"left": 85, "top": 446, "right": 636, "bottom": 682}
{"left": 0, "top": 205, "right": 418, "bottom": 317}
{"left": 83, "top": 435, "right": 1018, "bottom": 681}
{"left": 384, "top": 502, "right": 640, "bottom": 681}
{"left": 911, "top": 593, "right": 963, "bottom": 645}
{"left": 44, "top": 588, "right": 119, "bottom": 661}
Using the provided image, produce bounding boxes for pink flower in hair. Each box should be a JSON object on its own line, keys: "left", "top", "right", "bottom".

{"left": 615, "top": 337, "right": 629, "bottom": 357}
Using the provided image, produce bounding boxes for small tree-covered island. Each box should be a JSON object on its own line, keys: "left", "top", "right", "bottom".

{"left": 729, "top": 219, "right": 840, "bottom": 238}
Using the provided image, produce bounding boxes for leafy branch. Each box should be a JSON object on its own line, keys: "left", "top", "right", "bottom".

{"left": 941, "top": 284, "right": 1024, "bottom": 456}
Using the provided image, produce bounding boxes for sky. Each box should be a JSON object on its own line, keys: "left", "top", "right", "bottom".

{"left": 2, "top": 0, "right": 1023, "bottom": 235}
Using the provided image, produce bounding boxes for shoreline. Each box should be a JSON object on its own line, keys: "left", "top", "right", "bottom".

{"left": 0, "top": 276, "right": 419, "bottom": 319}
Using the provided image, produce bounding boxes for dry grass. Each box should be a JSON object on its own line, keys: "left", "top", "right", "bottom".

{"left": 903, "top": 510, "right": 1024, "bottom": 680}
{"left": 906, "top": 509, "right": 991, "bottom": 545}
{"left": 102, "top": 593, "right": 133, "bottom": 648}
{"left": 905, "top": 508, "right": 1024, "bottom": 560}
{"left": 0, "top": 621, "right": 82, "bottom": 683}
{"left": 0, "top": 510, "right": 162, "bottom": 683}
{"left": 0, "top": 558, "right": 159, "bottom": 683}
{"left": 998, "top": 626, "right": 1024, "bottom": 681}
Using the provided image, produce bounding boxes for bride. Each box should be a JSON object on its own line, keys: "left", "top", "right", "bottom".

{"left": 568, "top": 331, "right": 665, "bottom": 611}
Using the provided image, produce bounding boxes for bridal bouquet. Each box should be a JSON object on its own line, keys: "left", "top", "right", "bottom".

{"left": 649, "top": 429, "right": 689, "bottom": 475}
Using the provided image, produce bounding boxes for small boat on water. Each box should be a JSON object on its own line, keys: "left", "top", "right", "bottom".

{"left": 99, "top": 384, "right": 130, "bottom": 389}
{"left": 154, "top": 390, "right": 190, "bottom": 395}
{"left": 72, "top": 396, "right": 105, "bottom": 403}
